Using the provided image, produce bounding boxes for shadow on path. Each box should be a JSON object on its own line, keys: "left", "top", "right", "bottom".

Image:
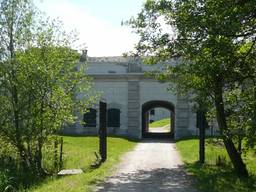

{"left": 94, "top": 139, "right": 197, "bottom": 192}
{"left": 95, "top": 166, "right": 197, "bottom": 192}
{"left": 140, "top": 138, "right": 175, "bottom": 143}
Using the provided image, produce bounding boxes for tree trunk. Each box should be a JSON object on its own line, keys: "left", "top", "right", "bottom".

{"left": 214, "top": 81, "right": 248, "bottom": 177}
{"left": 36, "top": 141, "right": 45, "bottom": 175}
{"left": 238, "top": 137, "right": 242, "bottom": 154}
{"left": 17, "top": 143, "right": 30, "bottom": 171}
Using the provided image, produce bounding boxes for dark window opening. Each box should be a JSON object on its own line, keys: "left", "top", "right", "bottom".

{"left": 83, "top": 108, "right": 97, "bottom": 127}
{"left": 107, "top": 108, "right": 120, "bottom": 127}
{"left": 150, "top": 109, "right": 155, "bottom": 115}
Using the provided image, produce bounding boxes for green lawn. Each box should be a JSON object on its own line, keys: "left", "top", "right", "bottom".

{"left": 149, "top": 118, "right": 170, "bottom": 128}
{"left": 29, "top": 136, "right": 137, "bottom": 192}
{"left": 176, "top": 138, "right": 256, "bottom": 192}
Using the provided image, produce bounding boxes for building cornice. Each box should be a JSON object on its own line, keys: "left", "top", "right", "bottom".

{"left": 89, "top": 73, "right": 152, "bottom": 81}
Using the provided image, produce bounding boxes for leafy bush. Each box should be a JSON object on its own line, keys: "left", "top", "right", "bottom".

{"left": 42, "top": 136, "right": 64, "bottom": 174}
{"left": 0, "top": 171, "right": 9, "bottom": 192}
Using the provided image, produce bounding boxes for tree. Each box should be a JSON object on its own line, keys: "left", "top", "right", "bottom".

{"left": 127, "top": 0, "right": 256, "bottom": 176}
{"left": 0, "top": 0, "right": 95, "bottom": 175}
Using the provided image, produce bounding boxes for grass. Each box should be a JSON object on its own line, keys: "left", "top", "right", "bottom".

{"left": 26, "top": 136, "right": 137, "bottom": 192}
{"left": 176, "top": 138, "right": 256, "bottom": 192}
{"left": 149, "top": 118, "right": 170, "bottom": 128}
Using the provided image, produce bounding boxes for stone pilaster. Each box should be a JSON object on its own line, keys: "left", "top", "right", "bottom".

{"left": 127, "top": 81, "right": 140, "bottom": 138}
{"left": 175, "top": 96, "right": 190, "bottom": 138}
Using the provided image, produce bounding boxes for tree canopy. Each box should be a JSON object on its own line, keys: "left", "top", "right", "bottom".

{"left": 0, "top": 0, "right": 95, "bottom": 174}
{"left": 128, "top": 0, "right": 256, "bottom": 176}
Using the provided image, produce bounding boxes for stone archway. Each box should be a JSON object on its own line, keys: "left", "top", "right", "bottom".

{"left": 142, "top": 100, "right": 175, "bottom": 138}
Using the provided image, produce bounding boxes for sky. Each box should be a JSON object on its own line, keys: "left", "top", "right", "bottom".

{"left": 35, "top": 0, "right": 146, "bottom": 56}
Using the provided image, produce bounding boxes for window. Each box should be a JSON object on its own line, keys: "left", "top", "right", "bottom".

{"left": 107, "top": 108, "right": 120, "bottom": 127}
{"left": 83, "top": 108, "right": 97, "bottom": 127}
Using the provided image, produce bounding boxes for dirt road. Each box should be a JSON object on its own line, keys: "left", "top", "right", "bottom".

{"left": 95, "top": 139, "right": 197, "bottom": 192}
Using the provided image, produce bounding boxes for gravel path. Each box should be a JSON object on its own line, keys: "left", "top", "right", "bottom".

{"left": 95, "top": 139, "right": 197, "bottom": 192}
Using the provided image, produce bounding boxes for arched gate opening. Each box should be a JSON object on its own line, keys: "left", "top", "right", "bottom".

{"left": 142, "top": 100, "right": 175, "bottom": 139}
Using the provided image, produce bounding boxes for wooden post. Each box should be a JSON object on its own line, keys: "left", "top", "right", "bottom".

{"left": 99, "top": 101, "right": 107, "bottom": 162}
{"left": 197, "top": 111, "right": 205, "bottom": 164}
{"left": 199, "top": 112, "right": 205, "bottom": 164}
{"left": 54, "top": 138, "right": 58, "bottom": 170}
{"left": 59, "top": 137, "right": 63, "bottom": 170}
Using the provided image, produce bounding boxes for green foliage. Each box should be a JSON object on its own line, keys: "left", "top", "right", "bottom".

{"left": 127, "top": 0, "right": 256, "bottom": 175}
{"left": 42, "top": 136, "right": 64, "bottom": 173}
{"left": 0, "top": 137, "right": 18, "bottom": 160}
{"left": 0, "top": 135, "right": 136, "bottom": 191}
{"left": 0, "top": 136, "right": 64, "bottom": 190}
{"left": 0, "top": 172, "right": 9, "bottom": 192}
{"left": 0, "top": 0, "right": 96, "bottom": 177}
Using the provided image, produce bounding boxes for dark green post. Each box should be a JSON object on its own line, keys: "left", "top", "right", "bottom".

{"left": 197, "top": 110, "right": 206, "bottom": 164}
{"left": 99, "top": 101, "right": 107, "bottom": 162}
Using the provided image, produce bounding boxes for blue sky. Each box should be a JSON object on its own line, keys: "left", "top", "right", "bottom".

{"left": 71, "top": 0, "right": 144, "bottom": 26}
{"left": 36, "top": 0, "right": 145, "bottom": 56}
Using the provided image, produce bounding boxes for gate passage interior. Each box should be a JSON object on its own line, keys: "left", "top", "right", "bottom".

{"left": 142, "top": 100, "right": 175, "bottom": 139}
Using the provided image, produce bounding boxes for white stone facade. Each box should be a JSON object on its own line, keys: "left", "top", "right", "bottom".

{"left": 63, "top": 56, "right": 198, "bottom": 139}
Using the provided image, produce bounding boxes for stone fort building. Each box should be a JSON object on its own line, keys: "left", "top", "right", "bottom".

{"left": 64, "top": 55, "right": 200, "bottom": 139}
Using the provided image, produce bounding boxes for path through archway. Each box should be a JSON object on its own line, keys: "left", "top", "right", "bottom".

{"left": 142, "top": 100, "right": 175, "bottom": 139}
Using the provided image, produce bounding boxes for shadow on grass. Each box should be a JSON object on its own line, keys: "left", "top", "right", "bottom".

{"left": 175, "top": 135, "right": 223, "bottom": 142}
{"left": 185, "top": 162, "right": 256, "bottom": 192}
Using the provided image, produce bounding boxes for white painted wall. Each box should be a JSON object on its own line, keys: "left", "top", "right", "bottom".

{"left": 87, "top": 62, "right": 127, "bottom": 74}
{"left": 63, "top": 56, "right": 199, "bottom": 139}
{"left": 150, "top": 108, "right": 170, "bottom": 122}
{"left": 93, "top": 81, "right": 128, "bottom": 134}
{"left": 139, "top": 81, "right": 177, "bottom": 106}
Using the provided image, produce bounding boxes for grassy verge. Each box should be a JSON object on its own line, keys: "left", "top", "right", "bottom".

{"left": 149, "top": 118, "right": 170, "bottom": 128}
{"left": 28, "top": 136, "right": 137, "bottom": 192}
{"left": 176, "top": 138, "right": 256, "bottom": 192}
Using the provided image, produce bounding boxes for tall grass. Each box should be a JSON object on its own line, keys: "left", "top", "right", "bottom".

{"left": 0, "top": 136, "right": 137, "bottom": 191}
{"left": 30, "top": 136, "right": 137, "bottom": 192}
{"left": 176, "top": 137, "right": 256, "bottom": 192}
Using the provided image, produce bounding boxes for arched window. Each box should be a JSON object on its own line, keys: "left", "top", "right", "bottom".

{"left": 107, "top": 108, "right": 120, "bottom": 127}
{"left": 83, "top": 108, "right": 97, "bottom": 127}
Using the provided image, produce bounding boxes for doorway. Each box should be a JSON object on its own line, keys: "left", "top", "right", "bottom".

{"left": 142, "top": 100, "right": 175, "bottom": 138}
